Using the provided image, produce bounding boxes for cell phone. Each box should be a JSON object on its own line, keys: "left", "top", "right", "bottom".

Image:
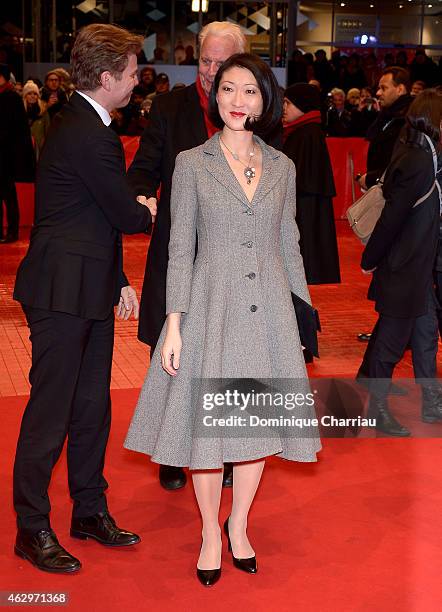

{"left": 365, "top": 97, "right": 375, "bottom": 104}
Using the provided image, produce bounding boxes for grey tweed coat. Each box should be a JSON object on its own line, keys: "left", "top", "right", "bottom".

{"left": 124, "top": 133, "right": 321, "bottom": 468}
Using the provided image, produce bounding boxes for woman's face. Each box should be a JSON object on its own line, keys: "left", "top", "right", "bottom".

{"left": 216, "top": 66, "right": 263, "bottom": 131}
{"left": 347, "top": 92, "right": 360, "bottom": 106}
{"left": 25, "top": 91, "right": 38, "bottom": 104}
{"left": 283, "top": 98, "right": 303, "bottom": 124}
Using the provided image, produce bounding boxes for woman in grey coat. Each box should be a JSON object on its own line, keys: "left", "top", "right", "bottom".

{"left": 125, "top": 54, "right": 321, "bottom": 586}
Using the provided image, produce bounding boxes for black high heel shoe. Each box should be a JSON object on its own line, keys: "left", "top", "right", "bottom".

{"left": 223, "top": 517, "right": 257, "bottom": 574}
{"left": 196, "top": 538, "right": 221, "bottom": 586}
{"left": 196, "top": 567, "right": 221, "bottom": 587}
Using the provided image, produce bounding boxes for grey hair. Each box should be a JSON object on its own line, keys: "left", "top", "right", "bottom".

{"left": 198, "top": 21, "right": 247, "bottom": 54}
{"left": 331, "top": 87, "right": 345, "bottom": 98}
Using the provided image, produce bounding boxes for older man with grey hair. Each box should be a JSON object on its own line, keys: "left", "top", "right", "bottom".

{"left": 128, "top": 21, "right": 247, "bottom": 491}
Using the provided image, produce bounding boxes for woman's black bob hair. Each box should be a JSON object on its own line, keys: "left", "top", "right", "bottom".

{"left": 208, "top": 53, "right": 282, "bottom": 137}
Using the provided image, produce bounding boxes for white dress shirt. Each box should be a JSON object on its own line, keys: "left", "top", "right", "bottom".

{"left": 77, "top": 91, "right": 112, "bottom": 126}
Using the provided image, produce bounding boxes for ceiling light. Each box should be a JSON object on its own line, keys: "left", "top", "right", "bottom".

{"left": 340, "top": 2, "right": 346, "bottom": 5}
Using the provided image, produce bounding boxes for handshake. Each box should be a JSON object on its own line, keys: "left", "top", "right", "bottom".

{"left": 136, "top": 195, "right": 157, "bottom": 222}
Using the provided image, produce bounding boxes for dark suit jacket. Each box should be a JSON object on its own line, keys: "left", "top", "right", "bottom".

{"left": 128, "top": 83, "right": 208, "bottom": 346}
{"left": 14, "top": 92, "right": 151, "bottom": 320}
{"left": 362, "top": 130, "right": 440, "bottom": 319}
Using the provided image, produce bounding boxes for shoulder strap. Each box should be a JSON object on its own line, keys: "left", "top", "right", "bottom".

{"left": 412, "top": 134, "right": 440, "bottom": 209}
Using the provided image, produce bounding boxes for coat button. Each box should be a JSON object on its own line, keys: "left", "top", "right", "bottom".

{"left": 246, "top": 241, "right": 253, "bottom": 248}
{"left": 250, "top": 305, "right": 257, "bottom": 312}
{"left": 247, "top": 272, "right": 256, "bottom": 279}
{"left": 246, "top": 209, "right": 253, "bottom": 215}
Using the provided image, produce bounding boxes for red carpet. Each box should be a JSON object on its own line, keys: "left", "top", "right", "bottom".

{"left": 1, "top": 390, "right": 442, "bottom": 611}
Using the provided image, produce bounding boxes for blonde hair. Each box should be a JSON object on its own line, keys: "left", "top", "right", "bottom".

{"left": 22, "top": 80, "right": 46, "bottom": 114}
{"left": 198, "top": 21, "right": 247, "bottom": 54}
{"left": 347, "top": 87, "right": 360, "bottom": 100}
{"left": 71, "top": 24, "right": 143, "bottom": 91}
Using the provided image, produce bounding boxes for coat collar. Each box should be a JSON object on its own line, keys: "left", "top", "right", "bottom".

{"left": 202, "top": 132, "right": 282, "bottom": 208}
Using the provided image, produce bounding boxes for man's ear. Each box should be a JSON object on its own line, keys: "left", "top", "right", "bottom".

{"left": 397, "top": 83, "right": 407, "bottom": 96}
{"left": 100, "top": 71, "right": 112, "bottom": 92}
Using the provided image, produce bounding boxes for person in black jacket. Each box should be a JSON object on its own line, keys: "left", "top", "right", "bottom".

{"left": 360, "top": 90, "right": 442, "bottom": 436}
{"left": 357, "top": 67, "right": 413, "bottom": 190}
{"left": 0, "top": 63, "right": 34, "bottom": 243}
{"left": 127, "top": 21, "right": 247, "bottom": 491}
{"left": 355, "top": 67, "right": 413, "bottom": 344}
{"left": 283, "top": 83, "right": 340, "bottom": 286}
{"left": 12, "top": 24, "right": 153, "bottom": 574}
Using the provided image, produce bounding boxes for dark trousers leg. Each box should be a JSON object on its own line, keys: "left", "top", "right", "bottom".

{"left": 357, "top": 320, "right": 379, "bottom": 378}
{"left": 0, "top": 178, "right": 19, "bottom": 236}
{"left": 68, "top": 314, "right": 114, "bottom": 518}
{"left": 369, "top": 314, "right": 415, "bottom": 399}
{"left": 410, "top": 292, "right": 438, "bottom": 381}
{"left": 13, "top": 307, "right": 112, "bottom": 532}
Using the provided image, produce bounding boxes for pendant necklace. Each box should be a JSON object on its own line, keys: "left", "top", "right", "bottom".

{"left": 220, "top": 136, "right": 256, "bottom": 184}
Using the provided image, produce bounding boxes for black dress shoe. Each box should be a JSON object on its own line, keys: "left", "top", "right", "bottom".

{"left": 196, "top": 567, "right": 221, "bottom": 587}
{"left": 422, "top": 388, "right": 442, "bottom": 423}
{"left": 223, "top": 518, "right": 257, "bottom": 574}
{"left": 222, "top": 463, "right": 233, "bottom": 488}
{"left": 15, "top": 529, "right": 81, "bottom": 574}
{"left": 0, "top": 233, "right": 18, "bottom": 244}
{"left": 367, "top": 399, "right": 410, "bottom": 437}
{"left": 70, "top": 512, "right": 141, "bottom": 546}
{"left": 159, "top": 465, "right": 187, "bottom": 490}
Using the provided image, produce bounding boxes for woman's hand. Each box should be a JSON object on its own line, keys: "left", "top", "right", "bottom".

{"left": 161, "top": 314, "right": 182, "bottom": 376}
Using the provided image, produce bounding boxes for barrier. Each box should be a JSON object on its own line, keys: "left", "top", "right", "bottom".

{"left": 15, "top": 136, "right": 369, "bottom": 227}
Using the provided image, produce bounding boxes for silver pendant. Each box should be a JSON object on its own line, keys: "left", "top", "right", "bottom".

{"left": 244, "top": 166, "right": 255, "bottom": 184}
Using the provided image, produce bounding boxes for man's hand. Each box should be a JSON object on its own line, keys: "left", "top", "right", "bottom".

{"left": 137, "top": 195, "right": 157, "bottom": 223}
{"left": 116, "top": 285, "right": 139, "bottom": 320}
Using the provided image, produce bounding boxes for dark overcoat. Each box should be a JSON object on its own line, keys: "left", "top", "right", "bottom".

{"left": 362, "top": 130, "right": 441, "bottom": 319}
{"left": 128, "top": 83, "right": 208, "bottom": 346}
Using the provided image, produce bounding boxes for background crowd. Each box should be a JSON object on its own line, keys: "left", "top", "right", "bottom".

{"left": 0, "top": 46, "right": 441, "bottom": 245}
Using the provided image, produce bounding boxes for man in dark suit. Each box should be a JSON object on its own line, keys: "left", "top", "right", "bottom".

{"left": 13, "top": 24, "right": 154, "bottom": 574}
{"left": 128, "top": 21, "right": 246, "bottom": 490}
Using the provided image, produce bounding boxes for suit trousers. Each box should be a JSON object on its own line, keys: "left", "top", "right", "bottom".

{"left": 358, "top": 290, "right": 438, "bottom": 398}
{"left": 0, "top": 178, "right": 19, "bottom": 237}
{"left": 13, "top": 306, "right": 114, "bottom": 532}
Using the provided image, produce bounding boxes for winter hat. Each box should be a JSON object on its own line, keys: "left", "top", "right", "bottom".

{"left": 284, "top": 83, "right": 321, "bottom": 113}
{"left": 23, "top": 80, "right": 40, "bottom": 98}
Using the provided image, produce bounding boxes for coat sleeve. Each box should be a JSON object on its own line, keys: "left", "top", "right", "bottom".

{"left": 127, "top": 95, "right": 165, "bottom": 198}
{"left": 166, "top": 152, "right": 198, "bottom": 315}
{"left": 76, "top": 129, "right": 152, "bottom": 235}
{"left": 280, "top": 159, "right": 312, "bottom": 305}
{"left": 362, "top": 149, "right": 431, "bottom": 270}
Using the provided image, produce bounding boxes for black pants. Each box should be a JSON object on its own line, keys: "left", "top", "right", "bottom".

{"left": 13, "top": 307, "right": 115, "bottom": 532}
{"left": 0, "top": 178, "right": 19, "bottom": 237}
{"left": 358, "top": 291, "right": 438, "bottom": 398}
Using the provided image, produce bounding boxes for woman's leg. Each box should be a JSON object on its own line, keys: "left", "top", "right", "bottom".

{"left": 229, "top": 460, "right": 265, "bottom": 558}
{"left": 192, "top": 469, "right": 223, "bottom": 570}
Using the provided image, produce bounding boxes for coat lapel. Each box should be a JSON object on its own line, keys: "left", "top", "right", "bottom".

{"left": 202, "top": 133, "right": 283, "bottom": 209}
{"left": 203, "top": 133, "right": 251, "bottom": 208}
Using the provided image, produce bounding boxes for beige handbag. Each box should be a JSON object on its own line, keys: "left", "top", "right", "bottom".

{"left": 346, "top": 134, "right": 439, "bottom": 245}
